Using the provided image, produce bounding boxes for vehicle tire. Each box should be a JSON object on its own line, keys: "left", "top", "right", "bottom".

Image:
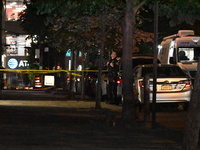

{"left": 117, "top": 95, "right": 123, "bottom": 104}
{"left": 101, "top": 94, "right": 108, "bottom": 102}
{"left": 183, "top": 103, "right": 189, "bottom": 111}
{"left": 135, "top": 99, "right": 142, "bottom": 112}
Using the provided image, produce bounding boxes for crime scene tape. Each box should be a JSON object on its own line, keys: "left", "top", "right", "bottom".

{"left": 0, "top": 69, "right": 109, "bottom": 77}
{"left": 0, "top": 68, "right": 115, "bottom": 91}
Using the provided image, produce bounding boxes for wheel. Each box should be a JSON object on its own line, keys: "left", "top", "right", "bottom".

{"left": 101, "top": 95, "right": 108, "bottom": 102}
{"left": 183, "top": 103, "right": 189, "bottom": 111}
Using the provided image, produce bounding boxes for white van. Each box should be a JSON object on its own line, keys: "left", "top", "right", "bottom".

{"left": 158, "top": 30, "right": 200, "bottom": 79}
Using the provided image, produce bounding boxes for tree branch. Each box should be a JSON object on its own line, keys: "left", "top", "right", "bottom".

{"left": 133, "top": 0, "right": 147, "bottom": 15}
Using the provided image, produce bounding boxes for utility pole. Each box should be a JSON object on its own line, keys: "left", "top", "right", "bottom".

{"left": 0, "top": 0, "right": 6, "bottom": 66}
{"left": 152, "top": 0, "right": 158, "bottom": 129}
{"left": 0, "top": 0, "right": 4, "bottom": 93}
{"left": 0, "top": 0, "right": 3, "bottom": 66}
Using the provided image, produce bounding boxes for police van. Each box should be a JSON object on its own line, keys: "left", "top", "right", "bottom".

{"left": 158, "top": 30, "right": 200, "bottom": 79}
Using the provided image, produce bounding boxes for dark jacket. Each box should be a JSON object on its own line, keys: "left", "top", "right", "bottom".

{"left": 107, "top": 57, "right": 119, "bottom": 78}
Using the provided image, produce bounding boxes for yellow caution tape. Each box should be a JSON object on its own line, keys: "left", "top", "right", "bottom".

{"left": 0, "top": 69, "right": 110, "bottom": 77}
{"left": 0, "top": 69, "right": 108, "bottom": 72}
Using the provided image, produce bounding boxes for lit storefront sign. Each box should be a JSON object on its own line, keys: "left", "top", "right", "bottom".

{"left": 7, "top": 58, "right": 18, "bottom": 69}
{"left": 6, "top": 56, "right": 29, "bottom": 69}
{"left": 44, "top": 75, "right": 55, "bottom": 86}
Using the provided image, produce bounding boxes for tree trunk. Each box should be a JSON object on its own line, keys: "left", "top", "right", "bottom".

{"left": 121, "top": 0, "right": 135, "bottom": 124}
{"left": 95, "top": 13, "right": 106, "bottom": 109}
{"left": 69, "top": 50, "right": 75, "bottom": 99}
{"left": 182, "top": 63, "right": 200, "bottom": 149}
{"left": 81, "top": 48, "right": 85, "bottom": 100}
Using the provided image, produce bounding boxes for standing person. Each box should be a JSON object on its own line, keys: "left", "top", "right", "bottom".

{"left": 106, "top": 51, "right": 120, "bottom": 105}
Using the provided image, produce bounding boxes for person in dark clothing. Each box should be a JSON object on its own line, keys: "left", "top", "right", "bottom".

{"left": 106, "top": 51, "right": 120, "bottom": 105}
{"left": 179, "top": 51, "right": 189, "bottom": 61}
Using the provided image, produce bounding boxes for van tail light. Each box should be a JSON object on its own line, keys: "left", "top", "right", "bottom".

{"left": 116, "top": 78, "right": 122, "bottom": 84}
{"left": 139, "top": 81, "right": 144, "bottom": 87}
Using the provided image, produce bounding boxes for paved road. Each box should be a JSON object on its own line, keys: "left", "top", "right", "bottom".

{"left": 0, "top": 90, "right": 190, "bottom": 150}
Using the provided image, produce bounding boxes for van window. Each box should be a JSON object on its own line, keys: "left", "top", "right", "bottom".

{"left": 178, "top": 47, "right": 200, "bottom": 62}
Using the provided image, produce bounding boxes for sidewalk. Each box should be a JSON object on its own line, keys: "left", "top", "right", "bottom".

{"left": 0, "top": 98, "right": 185, "bottom": 150}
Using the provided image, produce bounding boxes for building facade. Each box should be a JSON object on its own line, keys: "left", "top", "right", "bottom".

{"left": 1, "top": 0, "right": 31, "bottom": 89}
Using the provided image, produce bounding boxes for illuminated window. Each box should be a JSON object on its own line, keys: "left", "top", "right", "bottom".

{"left": 6, "top": 0, "right": 26, "bottom": 21}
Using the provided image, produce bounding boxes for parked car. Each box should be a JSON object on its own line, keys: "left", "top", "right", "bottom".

{"left": 84, "top": 67, "right": 122, "bottom": 101}
{"left": 100, "top": 56, "right": 161, "bottom": 101}
{"left": 84, "top": 67, "right": 98, "bottom": 98}
{"left": 85, "top": 56, "right": 161, "bottom": 102}
{"left": 133, "top": 64, "right": 192, "bottom": 110}
{"left": 132, "top": 55, "right": 161, "bottom": 69}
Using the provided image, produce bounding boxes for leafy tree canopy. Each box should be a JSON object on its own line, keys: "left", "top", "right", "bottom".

{"left": 159, "top": 0, "right": 200, "bottom": 26}
{"left": 19, "top": 0, "right": 200, "bottom": 60}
